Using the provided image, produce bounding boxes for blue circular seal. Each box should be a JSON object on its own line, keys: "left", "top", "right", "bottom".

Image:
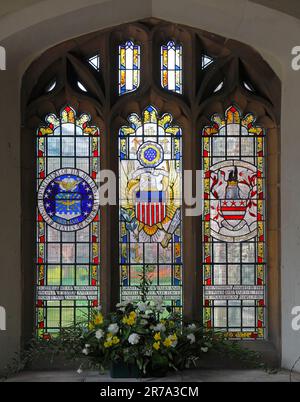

{"left": 137, "top": 141, "right": 164, "bottom": 168}
{"left": 38, "top": 168, "right": 99, "bottom": 231}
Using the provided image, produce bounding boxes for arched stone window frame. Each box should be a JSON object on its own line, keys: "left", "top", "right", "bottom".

{"left": 21, "top": 19, "right": 280, "bottom": 360}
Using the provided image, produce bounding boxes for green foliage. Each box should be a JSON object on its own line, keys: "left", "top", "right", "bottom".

{"left": 2, "top": 269, "right": 263, "bottom": 379}
{"left": 1, "top": 325, "right": 85, "bottom": 380}
{"left": 137, "top": 264, "right": 154, "bottom": 302}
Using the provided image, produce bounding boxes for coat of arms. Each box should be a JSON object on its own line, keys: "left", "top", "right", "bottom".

{"left": 119, "top": 107, "right": 182, "bottom": 249}
{"left": 38, "top": 168, "right": 99, "bottom": 231}
{"left": 54, "top": 176, "right": 83, "bottom": 221}
{"left": 209, "top": 161, "right": 258, "bottom": 241}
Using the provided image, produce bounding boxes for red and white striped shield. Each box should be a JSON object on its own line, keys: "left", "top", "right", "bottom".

{"left": 135, "top": 191, "right": 166, "bottom": 226}
{"left": 220, "top": 200, "right": 247, "bottom": 228}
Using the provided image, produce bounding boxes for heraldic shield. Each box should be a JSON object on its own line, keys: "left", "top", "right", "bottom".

{"left": 55, "top": 192, "right": 82, "bottom": 221}
{"left": 135, "top": 190, "right": 166, "bottom": 226}
{"left": 54, "top": 175, "right": 83, "bottom": 221}
{"left": 220, "top": 199, "right": 247, "bottom": 229}
{"left": 219, "top": 166, "right": 247, "bottom": 229}
{"left": 210, "top": 161, "right": 258, "bottom": 241}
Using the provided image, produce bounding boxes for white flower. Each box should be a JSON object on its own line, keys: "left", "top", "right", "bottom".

{"left": 154, "top": 298, "right": 165, "bottom": 312}
{"left": 187, "top": 323, "right": 197, "bottom": 332}
{"left": 153, "top": 323, "right": 166, "bottom": 332}
{"left": 82, "top": 348, "right": 89, "bottom": 355}
{"left": 108, "top": 323, "right": 119, "bottom": 334}
{"left": 95, "top": 329, "right": 104, "bottom": 339}
{"left": 140, "top": 319, "right": 148, "bottom": 326}
{"left": 137, "top": 301, "right": 148, "bottom": 312}
{"left": 201, "top": 347, "right": 208, "bottom": 353}
{"left": 142, "top": 310, "right": 153, "bottom": 317}
{"left": 116, "top": 300, "right": 133, "bottom": 312}
{"left": 116, "top": 300, "right": 132, "bottom": 308}
{"left": 85, "top": 344, "right": 90, "bottom": 348}
{"left": 77, "top": 367, "right": 83, "bottom": 374}
{"left": 171, "top": 340, "right": 178, "bottom": 348}
{"left": 96, "top": 305, "right": 102, "bottom": 311}
{"left": 128, "top": 333, "right": 140, "bottom": 345}
{"left": 187, "top": 333, "right": 196, "bottom": 344}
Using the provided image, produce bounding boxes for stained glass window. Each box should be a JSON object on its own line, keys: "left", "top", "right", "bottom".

{"left": 77, "top": 81, "right": 88, "bottom": 92}
{"left": 36, "top": 106, "right": 100, "bottom": 338}
{"left": 202, "top": 106, "right": 266, "bottom": 339}
{"left": 243, "top": 82, "right": 254, "bottom": 92}
{"left": 201, "top": 54, "right": 213, "bottom": 69}
{"left": 213, "top": 81, "right": 224, "bottom": 93}
{"left": 119, "top": 105, "right": 183, "bottom": 310}
{"left": 161, "top": 41, "right": 182, "bottom": 94}
{"left": 45, "top": 79, "right": 56, "bottom": 93}
{"left": 88, "top": 54, "right": 100, "bottom": 71}
{"left": 118, "top": 40, "right": 140, "bottom": 95}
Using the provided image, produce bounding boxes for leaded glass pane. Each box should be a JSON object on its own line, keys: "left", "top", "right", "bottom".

{"left": 161, "top": 41, "right": 183, "bottom": 94}
{"left": 201, "top": 54, "right": 214, "bottom": 69}
{"left": 202, "top": 105, "right": 266, "bottom": 339}
{"left": 119, "top": 105, "right": 183, "bottom": 310}
{"left": 118, "top": 40, "right": 140, "bottom": 95}
{"left": 35, "top": 106, "right": 100, "bottom": 339}
{"left": 88, "top": 54, "right": 100, "bottom": 71}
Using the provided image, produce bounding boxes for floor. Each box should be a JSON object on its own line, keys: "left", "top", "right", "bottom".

{"left": 4, "top": 369, "right": 300, "bottom": 382}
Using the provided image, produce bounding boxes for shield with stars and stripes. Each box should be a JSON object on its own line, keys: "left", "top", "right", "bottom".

{"left": 135, "top": 191, "right": 166, "bottom": 226}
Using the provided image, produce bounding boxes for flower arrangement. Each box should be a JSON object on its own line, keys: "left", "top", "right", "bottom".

{"left": 2, "top": 302, "right": 263, "bottom": 380}
{"left": 75, "top": 265, "right": 220, "bottom": 377}
{"left": 2, "top": 265, "right": 263, "bottom": 380}
{"left": 77, "top": 299, "right": 215, "bottom": 377}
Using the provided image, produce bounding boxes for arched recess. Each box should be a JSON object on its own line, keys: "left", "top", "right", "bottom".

{"left": 21, "top": 18, "right": 280, "bottom": 360}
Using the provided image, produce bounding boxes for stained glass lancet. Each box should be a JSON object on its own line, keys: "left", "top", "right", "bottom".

{"left": 36, "top": 106, "right": 100, "bottom": 338}
{"left": 202, "top": 106, "right": 266, "bottom": 339}
{"left": 161, "top": 41, "right": 182, "bottom": 94}
{"left": 119, "top": 40, "right": 140, "bottom": 95}
{"left": 119, "top": 105, "right": 183, "bottom": 310}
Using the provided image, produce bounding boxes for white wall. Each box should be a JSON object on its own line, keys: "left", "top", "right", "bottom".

{"left": 0, "top": 0, "right": 299, "bottom": 371}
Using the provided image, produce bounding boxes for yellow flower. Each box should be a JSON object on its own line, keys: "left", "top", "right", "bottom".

{"left": 163, "top": 337, "right": 172, "bottom": 348}
{"left": 122, "top": 313, "right": 136, "bottom": 326}
{"left": 153, "top": 341, "right": 160, "bottom": 350}
{"left": 112, "top": 336, "right": 120, "bottom": 345}
{"left": 154, "top": 332, "right": 161, "bottom": 341}
{"left": 94, "top": 313, "right": 104, "bottom": 325}
{"left": 160, "top": 319, "right": 166, "bottom": 324}
{"left": 170, "top": 333, "right": 177, "bottom": 341}
{"left": 104, "top": 332, "right": 118, "bottom": 348}
{"left": 129, "top": 311, "right": 137, "bottom": 319}
{"left": 169, "top": 320, "right": 175, "bottom": 327}
{"left": 88, "top": 322, "right": 94, "bottom": 331}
